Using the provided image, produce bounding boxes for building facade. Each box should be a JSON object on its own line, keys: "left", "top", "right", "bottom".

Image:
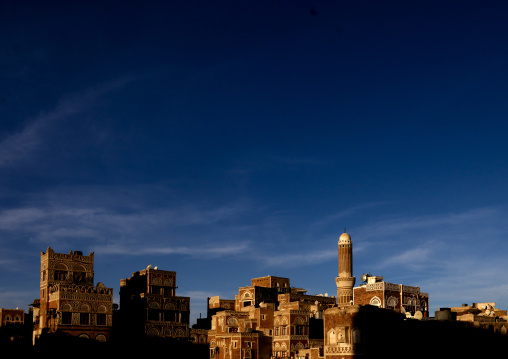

{"left": 119, "top": 266, "right": 190, "bottom": 340}
{"left": 0, "top": 308, "right": 24, "bottom": 327}
{"left": 353, "top": 275, "right": 430, "bottom": 318}
{"left": 436, "top": 302, "right": 508, "bottom": 333}
{"left": 33, "top": 248, "right": 113, "bottom": 343}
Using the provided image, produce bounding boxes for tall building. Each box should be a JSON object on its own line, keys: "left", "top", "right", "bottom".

{"left": 335, "top": 231, "right": 355, "bottom": 307}
{"left": 32, "top": 248, "right": 113, "bottom": 343}
{"left": 119, "top": 266, "right": 190, "bottom": 339}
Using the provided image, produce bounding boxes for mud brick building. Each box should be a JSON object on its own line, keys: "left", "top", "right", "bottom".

{"left": 207, "top": 275, "right": 336, "bottom": 359}
{"left": 119, "top": 266, "right": 190, "bottom": 340}
{"left": 353, "top": 275, "right": 429, "bottom": 318}
{"left": 0, "top": 308, "right": 25, "bottom": 327}
{"left": 32, "top": 248, "right": 113, "bottom": 343}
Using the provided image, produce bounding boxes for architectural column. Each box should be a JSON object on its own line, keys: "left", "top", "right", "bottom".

{"left": 335, "top": 231, "right": 355, "bottom": 306}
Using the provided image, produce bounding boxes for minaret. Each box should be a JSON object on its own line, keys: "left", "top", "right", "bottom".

{"left": 335, "top": 230, "right": 355, "bottom": 306}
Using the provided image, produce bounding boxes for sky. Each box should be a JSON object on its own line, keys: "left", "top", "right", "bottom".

{"left": 1, "top": 1, "right": 508, "bottom": 325}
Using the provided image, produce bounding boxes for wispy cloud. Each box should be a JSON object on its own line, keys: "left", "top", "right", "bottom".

{"left": 259, "top": 249, "right": 336, "bottom": 268}
{"left": 0, "top": 185, "right": 255, "bottom": 263}
{"left": 356, "top": 207, "right": 503, "bottom": 241}
{"left": 377, "top": 246, "right": 438, "bottom": 271}
{"left": 0, "top": 77, "right": 135, "bottom": 167}
{"left": 310, "top": 201, "right": 391, "bottom": 229}
{"left": 95, "top": 240, "right": 251, "bottom": 258}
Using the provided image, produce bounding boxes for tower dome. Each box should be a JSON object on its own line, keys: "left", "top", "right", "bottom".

{"left": 339, "top": 231, "right": 351, "bottom": 244}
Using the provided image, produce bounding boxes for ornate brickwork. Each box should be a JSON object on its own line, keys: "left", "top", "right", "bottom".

{"left": 33, "top": 247, "right": 113, "bottom": 344}
{"left": 119, "top": 267, "right": 190, "bottom": 339}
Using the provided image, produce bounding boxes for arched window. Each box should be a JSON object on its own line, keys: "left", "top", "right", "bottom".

{"left": 352, "top": 328, "right": 361, "bottom": 344}
{"left": 73, "top": 265, "right": 87, "bottom": 283}
{"left": 227, "top": 317, "right": 238, "bottom": 326}
{"left": 80, "top": 304, "right": 90, "bottom": 325}
{"left": 147, "top": 327, "right": 160, "bottom": 337}
{"left": 294, "top": 317, "right": 305, "bottom": 325}
{"left": 328, "top": 329, "right": 336, "bottom": 345}
{"left": 148, "top": 301, "right": 160, "bottom": 309}
{"left": 227, "top": 317, "right": 239, "bottom": 332}
{"left": 369, "top": 297, "right": 381, "bottom": 307}
{"left": 95, "top": 334, "right": 107, "bottom": 342}
{"left": 387, "top": 296, "right": 398, "bottom": 309}
{"left": 54, "top": 263, "right": 68, "bottom": 281}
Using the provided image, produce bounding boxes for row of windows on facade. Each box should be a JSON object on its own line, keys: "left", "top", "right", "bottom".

{"left": 209, "top": 344, "right": 254, "bottom": 358}
{"left": 368, "top": 296, "right": 428, "bottom": 314}
{"left": 210, "top": 347, "right": 302, "bottom": 359}
{"left": 42, "top": 270, "right": 89, "bottom": 283}
{"left": 226, "top": 325, "right": 306, "bottom": 336}
{"left": 3, "top": 315, "right": 23, "bottom": 323}
{"left": 149, "top": 286, "right": 176, "bottom": 296}
{"left": 58, "top": 312, "right": 108, "bottom": 326}
{"left": 147, "top": 309, "right": 189, "bottom": 323}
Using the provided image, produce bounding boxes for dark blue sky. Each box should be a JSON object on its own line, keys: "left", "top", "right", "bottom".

{"left": 2, "top": 1, "right": 508, "bottom": 322}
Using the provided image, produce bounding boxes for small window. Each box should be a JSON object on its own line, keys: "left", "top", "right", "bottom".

{"left": 80, "top": 313, "right": 89, "bottom": 325}
{"left": 62, "top": 312, "right": 72, "bottom": 325}
{"left": 54, "top": 270, "right": 68, "bottom": 281}
{"left": 97, "top": 313, "right": 107, "bottom": 326}
{"left": 74, "top": 272, "right": 86, "bottom": 283}
{"left": 148, "top": 309, "right": 160, "bottom": 321}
